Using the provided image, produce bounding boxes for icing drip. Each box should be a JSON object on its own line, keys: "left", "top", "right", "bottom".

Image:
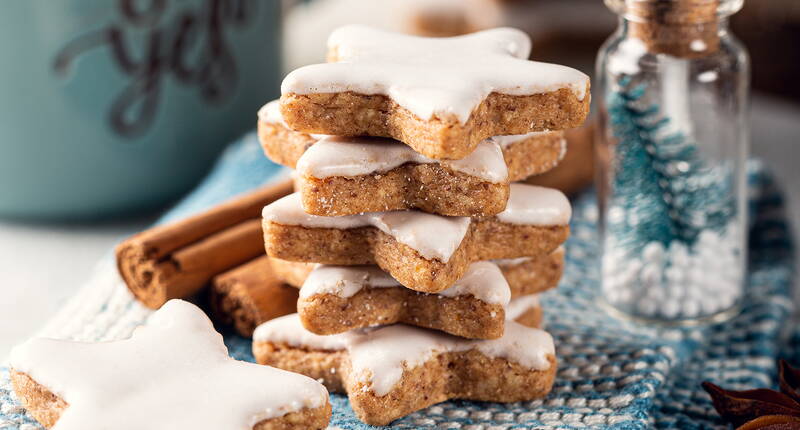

{"left": 496, "top": 184, "right": 572, "bottom": 226}
{"left": 492, "top": 245, "right": 564, "bottom": 267}
{"left": 254, "top": 314, "right": 555, "bottom": 396}
{"left": 253, "top": 314, "right": 356, "bottom": 351}
{"left": 259, "top": 100, "right": 328, "bottom": 139}
{"left": 491, "top": 256, "right": 533, "bottom": 267}
{"left": 9, "top": 300, "right": 328, "bottom": 430}
{"left": 370, "top": 211, "right": 470, "bottom": 262}
{"left": 299, "top": 265, "right": 399, "bottom": 299}
{"left": 300, "top": 261, "right": 510, "bottom": 305}
{"left": 471, "top": 322, "right": 552, "bottom": 372}
{"left": 282, "top": 25, "right": 589, "bottom": 124}
{"left": 557, "top": 138, "right": 568, "bottom": 162}
{"left": 258, "top": 100, "right": 286, "bottom": 127}
{"left": 347, "top": 325, "right": 448, "bottom": 395}
{"left": 296, "top": 136, "right": 508, "bottom": 183}
{"left": 435, "top": 261, "right": 510, "bottom": 305}
{"left": 445, "top": 140, "right": 507, "bottom": 182}
{"left": 263, "top": 193, "right": 471, "bottom": 262}
{"left": 505, "top": 295, "right": 541, "bottom": 321}
{"left": 490, "top": 131, "right": 554, "bottom": 148}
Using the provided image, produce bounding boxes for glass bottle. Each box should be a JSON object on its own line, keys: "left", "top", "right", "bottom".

{"left": 596, "top": 0, "right": 749, "bottom": 323}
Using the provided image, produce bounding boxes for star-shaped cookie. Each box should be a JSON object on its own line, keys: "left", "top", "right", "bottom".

{"left": 9, "top": 300, "right": 330, "bottom": 430}
{"left": 281, "top": 25, "right": 590, "bottom": 159}
{"left": 254, "top": 314, "right": 556, "bottom": 426}
{"left": 257, "top": 99, "right": 568, "bottom": 217}
{"left": 262, "top": 184, "right": 571, "bottom": 293}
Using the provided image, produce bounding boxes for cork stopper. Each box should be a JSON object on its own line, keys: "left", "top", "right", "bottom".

{"left": 626, "top": 0, "right": 720, "bottom": 58}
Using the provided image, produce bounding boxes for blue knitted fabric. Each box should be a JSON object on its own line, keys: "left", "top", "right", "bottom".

{"left": 0, "top": 134, "right": 795, "bottom": 429}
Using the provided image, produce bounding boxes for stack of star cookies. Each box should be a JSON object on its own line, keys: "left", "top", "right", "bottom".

{"left": 252, "top": 25, "right": 590, "bottom": 426}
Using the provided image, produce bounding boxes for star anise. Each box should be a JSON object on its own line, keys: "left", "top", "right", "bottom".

{"left": 702, "top": 360, "right": 800, "bottom": 429}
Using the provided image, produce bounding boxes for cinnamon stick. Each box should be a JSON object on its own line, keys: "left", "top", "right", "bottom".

{"left": 210, "top": 255, "right": 298, "bottom": 337}
{"left": 116, "top": 179, "right": 293, "bottom": 309}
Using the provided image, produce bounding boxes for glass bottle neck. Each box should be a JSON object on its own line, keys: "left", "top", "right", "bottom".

{"left": 605, "top": 0, "right": 740, "bottom": 58}
{"left": 618, "top": 14, "right": 730, "bottom": 30}
{"left": 616, "top": 12, "right": 731, "bottom": 58}
{"left": 605, "top": 0, "right": 743, "bottom": 20}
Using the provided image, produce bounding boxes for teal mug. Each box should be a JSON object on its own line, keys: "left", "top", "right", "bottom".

{"left": 0, "top": 0, "right": 281, "bottom": 219}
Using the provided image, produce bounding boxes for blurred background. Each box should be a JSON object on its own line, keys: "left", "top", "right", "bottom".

{"left": 1, "top": 0, "right": 798, "bottom": 355}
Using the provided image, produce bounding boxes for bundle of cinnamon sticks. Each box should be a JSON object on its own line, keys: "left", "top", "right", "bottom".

{"left": 115, "top": 178, "right": 298, "bottom": 336}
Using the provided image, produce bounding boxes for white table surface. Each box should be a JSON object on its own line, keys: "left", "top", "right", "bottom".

{"left": 1, "top": 94, "right": 798, "bottom": 360}
{"left": 0, "top": 217, "right": 154, "bottom": 358}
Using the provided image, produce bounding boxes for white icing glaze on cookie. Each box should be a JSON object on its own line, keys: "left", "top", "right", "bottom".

{"left": 435, "top": 261, "right": 510, "bottom": 305}
{"left": 300, "top": 261, "right": 510, "bottom": 305}
{"left": 258, "top": 100, "right": 286, "bottom": 127}
{"left": 296, "top": 136, "right": 508, "bottom": 183}
{"left": 557, "top": 137, "right": 568, "bottom": 162}
{"left": 491, "top": 256, "right": 533, "bottom": 267}
{"left": 263, "top": 193, "right": 471, "bottom": 262}
{"left": 300, "top": 265, "right": 399, "bottom": 299}
{"left": 446, "top": 140, "right": 507, "bottom": 182}
{"left": 263, "top": 193, "right": 369, "bottom": 229}
{"left": 506, "top": 294, "right": 541, "bottom": 321}
{"left": 496, "top": 183, "right": 572, "bottom": 226}
{"left": 491, "top": 131, "right": 551, "bottom": 148}
{"left": 9, "top": 300, "right": 328, "bottom": 430}
{"left": 470, "top": 321, "right": 552, "bottom": 371}
{"left": 492, "top": 245, "right": 564, "bottom": 267}
{"left": 259, "top": 100, "right": 328, "bottom": 139}
{"left": 346, "top": 324, "right": 449, "bottom": 395}
{"left": 254, "top": 314, "right": 554, "bottom": 397}
{"left": 282, "top": 25, "right": 588, "bottom": 124}
{"left": 253, "top": 314, "right": 356, "bottom": 351}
